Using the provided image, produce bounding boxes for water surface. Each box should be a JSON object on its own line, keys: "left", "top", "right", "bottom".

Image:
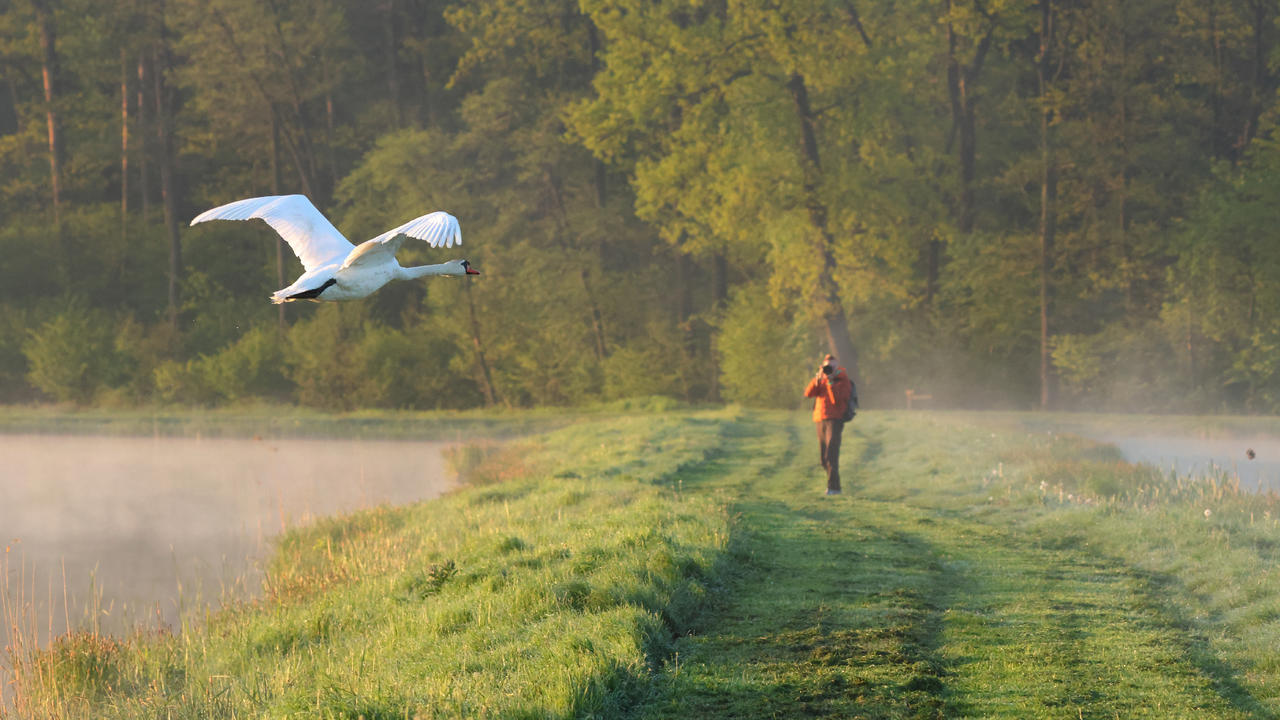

{"left": 1103, "top": 434, "right": 1280, "bottom": 492}
{"left": 1, "top": 434, "right": 454, "bottom": 648}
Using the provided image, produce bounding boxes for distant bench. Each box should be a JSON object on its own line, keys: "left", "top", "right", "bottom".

{"left": 905, "top": 389, "right": 933, "bottom": 410}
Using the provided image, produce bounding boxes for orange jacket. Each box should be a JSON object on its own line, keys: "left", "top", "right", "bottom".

{"left": 805, "top": 367, "right": 853, "bottom": 422}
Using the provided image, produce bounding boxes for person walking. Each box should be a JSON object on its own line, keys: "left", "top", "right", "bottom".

{"left": 804, "top": 354, "right": 856, "bottom": 495}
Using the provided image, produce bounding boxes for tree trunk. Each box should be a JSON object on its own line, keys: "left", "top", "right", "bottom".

{"left": 1037, "top": 0, "right": 1057, "bottom": 410}
{"left": 382, "top": 0, "right": 402, "bottom": 129}
{"left": 270, "top": 108, "right": 286, "bottom": 330}
{"left": 675, "top": 252, "right": 693, "bottom": 326}
{"left": 120, "top": 49, "right": 129, "bottom": 244}
{"left": 208, "top": 7, "right": 314, "bottom": 198}
{"left": 544, "top": 171, "right": 608, "bottom": 360}
{"left": 1207, "top": 0, "right": 1225, "bottom": 156}
{"left": 137, "top": 54, "right": 151, "bottom": 224}
{"left": 322, "top": 57, "right": 338, "bottom": 191}
{"left": 1246, "top": 0, "right": 1271, "bottom": 146}
{"left": 707, "top": 251, "right": 728, "bottom": 402}
{"left": 464, "top": 282, "right": 499, "bottom": 406}
{"left": 711, "top": 251, "right": 728, "bottom": 311}
{"left": 32, "top": 0, "right": 66, "bottom": 274}
{"left": 153, "top": 41, "right": 182, "bottom": 330}
{"left": 265, "top": 0, "right": 319, "bottom": 198}
{"left": 1118, "top": 22, "right": 1133, "bottom": 311}
{"left": 3, "top": 78, "right": 19, "bottom": 134}
{"left": 786, "top": 72, "right": 859, "bottom": 380}
{"left": 940, "top": 3, "right": 994, "bottom": 305}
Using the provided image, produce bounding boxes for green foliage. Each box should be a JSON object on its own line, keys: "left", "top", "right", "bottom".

{"left": 0, "top": 0, "right": 1279, "bottom": 411}
{"left": 0, "top": 305, "right": 34, "bottom": 402}
{"left": 717, "top": 288, "right": 813, "bottom": 408}
{"left": 22, "top": 300, "right": 128, "bottom": 404}
{"left": 280, "top": 304, "right": 480, "bottom": 410}
{"left": 154, "top": 325, "right": 288, "bottom": 405}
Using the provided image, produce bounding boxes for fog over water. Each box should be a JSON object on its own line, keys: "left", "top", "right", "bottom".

{"left": 1105, "top": 434, "right": 1280, "bottom": 492}
{"left": 1, "top": 434, "right": 455, "bottom": 650}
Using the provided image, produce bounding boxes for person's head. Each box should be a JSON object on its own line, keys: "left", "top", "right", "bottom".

{"left": 821, "top": 354, "right": 836, "bottom": 375}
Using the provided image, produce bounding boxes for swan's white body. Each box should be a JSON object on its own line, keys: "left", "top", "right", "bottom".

{"left": 189, "top": 194, "right": 477, "bottom": 303}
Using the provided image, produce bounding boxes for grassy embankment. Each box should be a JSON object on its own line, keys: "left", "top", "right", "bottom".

{"left": 9, "top": 409, "right": 1280, "bottom": 718}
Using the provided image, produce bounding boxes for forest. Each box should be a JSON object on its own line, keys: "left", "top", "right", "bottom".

{"left": 0, "top": 0, "right": 1277, "bottom": 413}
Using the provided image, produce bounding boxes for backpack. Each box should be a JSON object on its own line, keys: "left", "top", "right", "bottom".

{"left": 842, "top": 380, "right": 858, "bottom": 422}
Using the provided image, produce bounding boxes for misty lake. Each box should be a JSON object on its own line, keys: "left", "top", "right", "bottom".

{"left": 0, "top": 433, "right": 456, "bottom": 650}
{"left": 1104, "top": 434, "right": 1280, "bottom": 492}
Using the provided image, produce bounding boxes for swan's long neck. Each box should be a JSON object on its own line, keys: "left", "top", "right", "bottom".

{"left": 399, "top": 262, "right": 457, "bottom": 280}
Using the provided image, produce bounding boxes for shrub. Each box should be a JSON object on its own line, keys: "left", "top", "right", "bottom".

{"left": 22, "top": 301, "right": 126, "bottom": 404}
{"left": 284, "top": 304, "right": 479, "bottom": 410}
{"left": 0, "top": 304, "right": 34, "bottom": 401}
{"left": 717, "top": 288, "right": 813, "bottom": 407}
{"left": 155, "top": 325, "right": 289, "bottom": 405}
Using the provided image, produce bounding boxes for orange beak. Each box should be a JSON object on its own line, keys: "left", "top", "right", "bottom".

{"left": 466, "top": 267, "right": 481, "bottom": 275}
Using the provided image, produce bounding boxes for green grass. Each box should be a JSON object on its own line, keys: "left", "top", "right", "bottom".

{"left": 10, "top": 409, "right": 1280, "bottom": 718}
{"left": 0, "top": 396, "right": 687, "bottom": 439}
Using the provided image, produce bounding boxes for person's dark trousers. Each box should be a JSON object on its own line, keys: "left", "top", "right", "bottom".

{"left": 817, "top": 419, "right": 845, "bottom": 492}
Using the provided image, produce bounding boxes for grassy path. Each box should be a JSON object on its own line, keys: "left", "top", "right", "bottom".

{"left": 636, "top": 413, "right": 1259, "bottom": 719}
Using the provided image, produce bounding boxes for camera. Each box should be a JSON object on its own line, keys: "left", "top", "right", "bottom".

{"left": 821, "top": 365, "right": 834, "bottom": 376}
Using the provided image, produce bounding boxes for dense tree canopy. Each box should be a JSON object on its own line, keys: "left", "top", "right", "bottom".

{"left": 0, "top": 0, "right": 1277, "bottom": 412}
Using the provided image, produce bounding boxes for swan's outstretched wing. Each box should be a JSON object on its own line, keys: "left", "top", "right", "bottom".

{"left": 342, "top": 211, "right": 462, "bottom": 270}
{"left": 190, "top": 195, "right": 355, "bottom": 273}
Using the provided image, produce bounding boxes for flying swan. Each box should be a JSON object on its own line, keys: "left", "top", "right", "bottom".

{"left": 189, "top": 194, "right": 478, "bottom": 304}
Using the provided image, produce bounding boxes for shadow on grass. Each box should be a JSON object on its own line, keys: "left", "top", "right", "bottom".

{"left": 598, "top": 416, "right": 961, "bottom": 719}
{"left": 1129, "top": 567, "right": 1279, "bottom": 720}
{"left": 612, "top": 514, "right": 959, "bottom": 719}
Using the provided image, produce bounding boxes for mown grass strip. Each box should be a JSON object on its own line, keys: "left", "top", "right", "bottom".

{"left": 630, "top": 412, "right": 1280, "bottom": 719}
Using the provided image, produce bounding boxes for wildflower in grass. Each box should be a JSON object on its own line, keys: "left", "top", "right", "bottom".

{"left": 1204, "top": 508, "right": 1212, "bottom": 519}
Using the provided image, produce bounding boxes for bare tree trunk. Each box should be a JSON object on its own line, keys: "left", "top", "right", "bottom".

{"left": 153, "top": 40, "right": 182, "bottom": 330}
{"left": 1246, "top": 0, "right": 1272, "bottom": 146}
{"left": 137, "top": 54, "right": 151, "bottom": 224}
{"left": 938, "top": 1, "right": 994, "bottom": 306}
{"left": 120, "top": 49, "right": 129, "bottom": 243}
{"left": 208, "top": 8, "right": 314, "bottom": 198}
{"left": 787, "top": 72, "right": 859, "bottom": 381}
{"left": 544, "top": 171, "right": 608, "bottom": 361}
{"left": 382, "top": 0, "right": 402, "bottom": 129}
{"left": 1118, "top": 22, "right": 1133, "bottom": 311}
{"left": 32, "top": 0, "right": 66, "bottom": 275}
{"left": 4, "top": 78, "right": 19, "bottom": 134}
{"left": 264, "top": 0, "right": 319, "bottom": 198}
{"left": 1037, "top": 0, "right": 1057, "bottom": 410}
{"left": 270, "top": 108, "right": 286, "bottom": 330}
{"left": 464, "top": 282, "right": 499, "bottom": 406}
{"left": 709, "top": 251, "right": 729, "bottom": 402}
{"left": 322, "top": 57, "right": 338, "bottom": 191}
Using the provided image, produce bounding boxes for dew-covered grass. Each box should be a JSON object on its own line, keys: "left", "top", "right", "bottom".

{"left": 11, "top": 408, "right": 1280, "bottom": 718}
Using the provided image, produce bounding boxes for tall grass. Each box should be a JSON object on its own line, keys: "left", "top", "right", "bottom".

{"left": 2, "top": 411, "right": 734, "bottom": 718}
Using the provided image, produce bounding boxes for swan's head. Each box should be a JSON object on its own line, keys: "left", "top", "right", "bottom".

{"left": 444, "top": 259, "right": 481, "bottom": 276}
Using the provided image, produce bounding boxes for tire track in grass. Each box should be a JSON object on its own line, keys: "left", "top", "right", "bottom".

{"left": 633, "top": 414, "right": 952, "bottom": 719}
{"left": 634, "top": 412, "right": 1263, "bottom": 718}
{"left": 852, "top": 415, "right": 1256, "bottom": 718}
{"left": 906, "top": 513, "right": 1250, "bottom": 718}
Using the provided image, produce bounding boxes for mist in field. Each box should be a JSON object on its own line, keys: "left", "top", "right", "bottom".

{"left": 1103, "top": 433, "right": 1280, "bottom": 492}
{"left": 0, "top": 434, "right": 455, "bottom": 649}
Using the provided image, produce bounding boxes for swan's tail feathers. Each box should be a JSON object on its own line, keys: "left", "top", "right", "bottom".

{"left": 270, "top": 291, "right": 288, "bottom": 305}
